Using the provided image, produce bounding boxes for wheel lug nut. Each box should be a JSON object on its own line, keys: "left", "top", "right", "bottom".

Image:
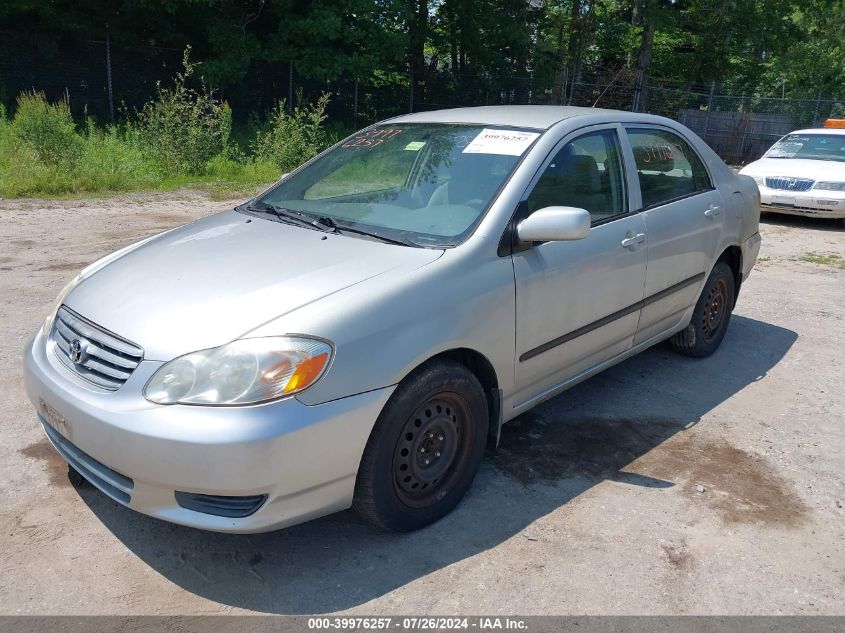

{"left": 438, "top": 435, "right": 443, "bottom": 441}
{"left": 420, "top": 447, "right": 425, "bottom": 453}
{"left": 424, "top": 459, "right": 430, "bottom": 465}
{"left": 435, "top": 451, "right": 441, "bottom": 457}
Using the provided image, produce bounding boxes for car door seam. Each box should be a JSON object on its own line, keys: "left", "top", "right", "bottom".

{"left": 518, "top": 271, "right": 704, "bottom": 362}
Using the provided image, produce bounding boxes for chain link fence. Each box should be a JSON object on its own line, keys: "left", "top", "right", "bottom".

{"left": 3, "top": 37, "right": 843, "bottom": 165}
{"left": 414, "top": 69, "right": 844, "bottom": 165}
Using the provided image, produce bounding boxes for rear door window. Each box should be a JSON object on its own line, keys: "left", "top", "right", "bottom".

{"left": 625, "top": 128, "right": 712, "bottom": 208}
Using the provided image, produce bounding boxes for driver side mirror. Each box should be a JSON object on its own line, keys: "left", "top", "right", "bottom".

{"left": 516, "top": 206, "right": 591, "bottom": 243}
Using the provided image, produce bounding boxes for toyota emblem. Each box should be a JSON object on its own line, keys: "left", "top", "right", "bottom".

{"left": 69, "top": 338, "right": 88, "bottom": 364}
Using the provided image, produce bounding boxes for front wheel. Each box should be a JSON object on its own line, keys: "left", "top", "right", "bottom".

{"left": 352, "top": 359, "right": 488, "bottom": 532}
{"left": 670, "top": 262, "right": 735, "bottom": 358}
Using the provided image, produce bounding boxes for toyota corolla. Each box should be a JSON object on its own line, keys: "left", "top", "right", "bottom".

{"left": 23, "top": 106, "right": 761, "bottom": 533}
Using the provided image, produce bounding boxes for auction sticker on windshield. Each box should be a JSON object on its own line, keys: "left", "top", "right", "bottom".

{"left": 463, "top": 128, "right": 540, "bottom": 156}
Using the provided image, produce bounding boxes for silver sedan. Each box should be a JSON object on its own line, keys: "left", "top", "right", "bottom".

{"left": 23, "top": 106, "right": 761, "bottom": 532}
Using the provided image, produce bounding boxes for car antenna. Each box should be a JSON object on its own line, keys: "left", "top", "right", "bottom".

{"left": 592, "top": 67, "right": 626, "bottom": 108}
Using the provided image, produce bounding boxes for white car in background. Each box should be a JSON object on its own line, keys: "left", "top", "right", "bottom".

{"left": 740, "top": 120, "right": 845, "bottom": 223}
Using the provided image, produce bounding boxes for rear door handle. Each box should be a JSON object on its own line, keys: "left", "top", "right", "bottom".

{"left": 704, "top": 204, "right": 721, "bottom": 217}
{"left": 621, "top": 233, "right": 646, "bottom": 248}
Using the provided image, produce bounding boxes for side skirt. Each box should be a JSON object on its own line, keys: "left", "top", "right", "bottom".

{"left": 508, "top": 321, "right": 689, "bottom": 419}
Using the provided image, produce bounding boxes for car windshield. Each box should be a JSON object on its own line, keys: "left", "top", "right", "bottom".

{"left": 765, "top": 133, "right": 845, "bottom": 162}
{"left": 256, "top": 123, "right": 540, "bottom": 247}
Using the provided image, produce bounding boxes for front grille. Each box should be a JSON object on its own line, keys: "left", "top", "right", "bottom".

{"left": 761, "top": 203, "right": 836, "bottom": 213}
{"left": 765, "top": 176, "right": 815, "bottom": 192}
{"left": 51, "top": 306, "right": 143, "bottom": 391}
{"left": 175, "top": 492, "right": 268, "bottom": 518}
{"left": 41, "top": 417, "right": 134, "bottom": 504}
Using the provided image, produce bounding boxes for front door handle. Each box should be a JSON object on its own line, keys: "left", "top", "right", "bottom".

{"left": 704, "top": 204, "right": 721, "bottom": 217}
{"left": 621, "top": 233, "right": 646, "bottom": 248}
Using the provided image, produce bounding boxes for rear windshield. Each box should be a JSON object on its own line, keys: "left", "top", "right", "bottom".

{"left": 258, "top": 123, "right": 540, "bottom": 246}
{"left": 766, "top": 134, "right": 845, "bottom": 162}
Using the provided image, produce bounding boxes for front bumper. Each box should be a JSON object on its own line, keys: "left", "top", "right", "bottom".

{"left": 759, "top": 188, "right": 845, "bottom": 219}
{"left": 23, "top": 331, "right": 394, "bottom": 533}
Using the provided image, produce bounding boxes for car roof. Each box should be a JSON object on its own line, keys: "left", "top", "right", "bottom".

{"left": 788, "top": 128, "right": 845, "bottom": 136}
{"left": 387, "top": 105, "right": 665, "bottom": 130}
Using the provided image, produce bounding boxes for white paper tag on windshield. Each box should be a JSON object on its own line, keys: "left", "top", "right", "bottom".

{"left": 463, "top": 128, "right": 540, "bottom": 156}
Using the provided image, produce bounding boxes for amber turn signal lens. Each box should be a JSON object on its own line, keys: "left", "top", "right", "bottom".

{"left": 285, "top": 352, "right": 330, "bottom": 393}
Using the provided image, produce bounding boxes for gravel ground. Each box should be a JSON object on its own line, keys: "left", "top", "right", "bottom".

{"left": 0, "top": 193, "right": 842, "bottom": 615}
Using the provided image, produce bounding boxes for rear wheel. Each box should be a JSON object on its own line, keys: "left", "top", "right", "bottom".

{"left": 670, "top": 262, "right": 735, "bottom": 358}
{"left": 352, "top": 359, "right": 488, "bottom": 532}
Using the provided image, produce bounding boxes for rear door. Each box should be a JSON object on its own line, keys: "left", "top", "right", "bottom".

{"left": 512, "top": 124, "right": 647, "bottom": 407}
{"left": 623, "top": 126, "right": 724, "bottom": 344}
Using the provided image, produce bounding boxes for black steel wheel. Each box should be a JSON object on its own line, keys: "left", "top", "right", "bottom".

{"left": 670, "top": 262, "right": 736, "bottom": 358}
{"left": 392, "top": 394, "right": 473, "bottom": 508}
{"left": 353, "top": 359, "right": 488, "bottom": 532}
{"left": 701, "top": 276, "right": 729, "bottom": 342}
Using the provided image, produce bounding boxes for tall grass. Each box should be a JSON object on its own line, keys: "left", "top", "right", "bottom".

{"left": 252, "top": 92, "right": 332, "bottom": 172}
{"left": 0, "top": 52, "right": 335, "bottom": 199}
{"left": 134, "top": 49, "right": 233, "bottom": 177}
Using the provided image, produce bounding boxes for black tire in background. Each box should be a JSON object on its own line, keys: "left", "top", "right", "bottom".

{"left": 670, "top": 261, "right": 736, "bottom": 358}
{"left": 352, "top": 359, "right": 489, "bottom": 532}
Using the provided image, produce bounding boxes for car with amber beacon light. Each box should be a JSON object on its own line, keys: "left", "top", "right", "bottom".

{"left": 24, "top": 106, "right": 761, "bottom": 533}
{"left": 739, "top": 118, "right": 845, "bottom": 223}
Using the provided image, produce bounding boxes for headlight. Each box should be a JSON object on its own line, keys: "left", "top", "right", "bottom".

{"left": 814, "top": 181, "right": 845, "bottom": 191}
{"left": 751, "top": 176, "right": 765, "bottom": 186}
{"left": 144, "top": 336, "right": 333, "bottom": 405}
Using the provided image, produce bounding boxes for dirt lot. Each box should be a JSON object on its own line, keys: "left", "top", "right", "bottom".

{"left": 0, "top": 193, "right": 842, "bottom": 615}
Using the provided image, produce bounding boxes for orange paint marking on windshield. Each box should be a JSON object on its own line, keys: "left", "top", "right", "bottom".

{"left": 341, "top": 128, "right": 404, "bottom": 149}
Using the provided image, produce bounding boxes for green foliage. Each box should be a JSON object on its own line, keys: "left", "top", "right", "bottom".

{"left": 2, "top": 1, "right": 843, "bottom": 198}
{"left": 74, "top": 125, "right": 161, "bottom": 192}
{"left": 251, "top": 93, "right": 331, "bottom": 171}
{"left": 2, "top": 0, "right": 845, "bottom": 127}
{"left": 201, "top": 154, "right": 282, "bottom": 198}
{"left": 8, "top": 92, "right": 81, "bottom": 166}
{"left": 133, "top": 48, "right": 233, "bottom": 176}
{"left": 0, "top": 59, "right": 336, "bottom": 198}
{"left": 0, "top": 103, "right": 160, "bottom": 197}
{"left": 799, "top": 252, "right": 845, "bottom": 270}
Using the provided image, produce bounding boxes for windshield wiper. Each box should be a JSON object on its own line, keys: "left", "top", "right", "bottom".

{"left": 248, "top": 201, "right": 333, "bottom": 232}
{"left": 315, "top": 216, "right": 422, "bottom": 247}
{"left": 248, "top": 202, "right": 423, "bottom": 247}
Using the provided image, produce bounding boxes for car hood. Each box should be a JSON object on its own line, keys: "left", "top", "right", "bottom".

{"left": 740, "top": 158, "right": 845, "bottom": 180}
{"left": 64, "top": 210, "right": 443, "bottom": 360}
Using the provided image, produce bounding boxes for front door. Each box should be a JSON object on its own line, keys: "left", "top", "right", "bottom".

{"left": 512, "top": 126, "right": 648, "bottom": 408}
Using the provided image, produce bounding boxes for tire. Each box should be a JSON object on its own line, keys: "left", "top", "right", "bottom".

{"left": 670, "top": 262, "right": 735, "bottom": 358}
{"left": 352, "top": 359, "right": 489, "bottom": 532}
